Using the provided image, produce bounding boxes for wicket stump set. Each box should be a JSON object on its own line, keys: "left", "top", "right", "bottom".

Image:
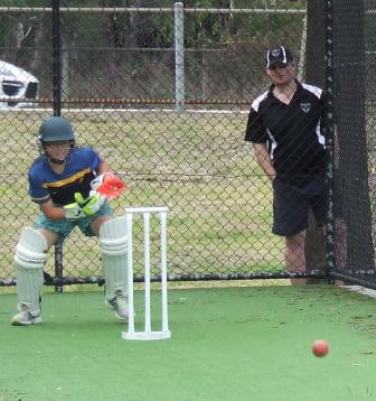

{"left": 122, "top": 206, "right": 171, "bottom": 341}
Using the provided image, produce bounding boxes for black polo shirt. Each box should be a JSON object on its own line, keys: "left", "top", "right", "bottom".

{"left": 245, "top": 81, "right": 327, "bottom": 184}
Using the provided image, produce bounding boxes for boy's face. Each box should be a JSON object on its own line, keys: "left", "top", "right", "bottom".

{"left": 44, "top": 140, "right": 71, "bottom": 164}
{"left": 266, "top": 62, "right": 296, "bottom": 85}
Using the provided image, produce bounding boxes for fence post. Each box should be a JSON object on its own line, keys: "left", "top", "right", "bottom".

{"left": 54, "top": 242, "right": 64, "bottom": 293}
{"left": 174, "top": 2, "right": 185, "bottom": 111}
{"left": 62, "top": 42, "right": 69, "bottom": 101}
{"left": 52, "top": 0, "right": 64, "bottom": 293}
{"left": 324, "top": 0, "right": 335, "bottom": 278}
{"left": 52, "top": 0, "right": 61, "bottom": 116}
{"left": 304, "top": 1, "right": 326, "bottom": 275}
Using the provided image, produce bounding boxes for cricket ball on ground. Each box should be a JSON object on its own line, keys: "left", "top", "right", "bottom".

{"left": 312, "top": 339, "right": 329, "bottom": 357}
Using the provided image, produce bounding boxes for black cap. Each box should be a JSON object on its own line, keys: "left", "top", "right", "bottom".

{"left": 265, "top": 46, "right": 293, "bottom": 68}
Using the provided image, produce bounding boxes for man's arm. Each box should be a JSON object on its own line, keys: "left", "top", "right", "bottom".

{"left": 97, "top": 160, "right": 113, "bottom": 175}
{"left": 90, "top": 159, "right": 115, "bottom": 191}
{"left": 39, "top": 199, "right": 74, "bottom": 220}
{"left": 253, "top": 143, "right": 276, "bottom": 182}
{"left": 245, "top": 106, "right": 276, "bottom": 181}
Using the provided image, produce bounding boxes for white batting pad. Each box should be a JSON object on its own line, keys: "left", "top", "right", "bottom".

{"left": 14, "top": 227, "right": 47, "bottom": 315}
{"left": 99, "top": 216, "right": 127, "bottom": 255}
{"left": 15, "top": 227, "right": 48, "bottom": 268}
{"left": 99, "top": 217, "right": 128, "bottom": 300}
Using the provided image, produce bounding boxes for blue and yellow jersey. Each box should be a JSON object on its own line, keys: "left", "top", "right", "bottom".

{"left": 28, "top": 147, "right": 102, "bottom": 206}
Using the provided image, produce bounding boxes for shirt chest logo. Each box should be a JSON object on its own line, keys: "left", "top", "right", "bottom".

{"left": 300, "top": 102, "right": 311, "bottom": 113}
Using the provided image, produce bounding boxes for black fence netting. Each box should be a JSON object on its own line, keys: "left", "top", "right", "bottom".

{"left": 0, "top": 0, "right": 374, "bottom": 289}
{"left": 330, "top": 0, "right": 376, "bottom": 288}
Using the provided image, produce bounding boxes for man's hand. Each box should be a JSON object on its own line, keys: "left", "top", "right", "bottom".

{"left": 64, "top": 203, "right": 85, "bottom": 219}
{"left": 74, "top": 192, "right": 105, "bottom": 216}
{"left": 90, "top": 173, "right": 126, "bottom": 199}
{"left": 90, "top": 173, "right": 114, "bottom": 192}
{"left": 82, "top": 193, "right": 105, "bottom": 216}
{"left": 253, "top": 143, "right": 276, "bottom": 183}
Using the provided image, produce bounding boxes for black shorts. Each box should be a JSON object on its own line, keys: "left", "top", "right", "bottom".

{"left": 272, "top": 176, "right": 328, "bottom": 237}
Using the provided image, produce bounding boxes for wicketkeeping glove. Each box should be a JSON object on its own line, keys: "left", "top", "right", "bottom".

{"left": 90, "top": 173, "right": 114, "bottom": 192}
{"left": 64, "top": 202, "right": 86, "bottom": 219}
{"left": 74, "top": 192, "right": 106, "bottom": 216}
{"left": 90, "top": 173, "right": 126, "bottom": 200}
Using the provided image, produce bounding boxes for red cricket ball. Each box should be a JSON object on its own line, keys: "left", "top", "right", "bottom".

{"left": 312, "top": 339, "right": 329, "bottom": 357}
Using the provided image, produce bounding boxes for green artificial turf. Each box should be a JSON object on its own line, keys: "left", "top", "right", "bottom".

{"left": 1, "top": 284, "right": 376, "bottom": 401}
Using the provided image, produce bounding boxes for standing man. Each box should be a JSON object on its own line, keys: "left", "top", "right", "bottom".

{"left": 245, "top": 46, "right": 327, "bottom": 284}
{"left": 12, "top": 116, "right": 128, "bottom": 325}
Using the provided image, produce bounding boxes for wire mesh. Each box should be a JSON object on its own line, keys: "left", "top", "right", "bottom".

{"left": 329, "top": 0, "right": 376, "bottom": 288}
{"left": 3, "top": 0, "right": 371, "bottom": 287}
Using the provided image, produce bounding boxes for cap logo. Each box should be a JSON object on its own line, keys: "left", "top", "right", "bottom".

{"left": 271, "top": 48, "right": 281, "bottom": 57}
{"left": 301, "top": 103, "right": 311, "bottom": 113}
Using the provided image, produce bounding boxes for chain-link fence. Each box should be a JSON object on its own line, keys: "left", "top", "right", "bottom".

{"left": 0, "top": 1, "right": 375, "bottom": 289}
{"left": 329, "top": 0, "right": 376, "bottom": 288}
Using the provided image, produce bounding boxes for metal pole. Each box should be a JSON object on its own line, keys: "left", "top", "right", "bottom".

{"left": 297, "top": 13, "right": 307, "bottom": 81}
{"left": 174, "top": 2, "right": 185, "bottom": 111}
{"left": 324, "top": 0, "right": 335, "bottom": 278}
{"left": 0, "top": 7, "right": 306, "bottom": 14}
{"left": 51, "top": 0, "right": 64, "bottom": 292}
{"left": 62, "top": 43, "right": 69, "bottom": 101}
{"left": 52, "top": 0, "right": 61, "bottom": 116}
{"left": 54, "top": 242, "right": 63, "bottom": 293}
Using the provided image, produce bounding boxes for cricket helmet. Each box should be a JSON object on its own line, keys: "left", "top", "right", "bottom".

{"left": 38, "top": 116, "right": 75, "bottom": 164}
{"left": 38, "top": 116, "right": 75, "bottom": 143}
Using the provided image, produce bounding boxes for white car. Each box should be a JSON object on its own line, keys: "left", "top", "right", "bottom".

{"left": 0, "top": 60, "right": 39, "bottom": 109}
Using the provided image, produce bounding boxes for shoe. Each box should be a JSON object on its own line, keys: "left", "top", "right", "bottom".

{"left": 11, "top": 309, "right": 42, "bottom": 326}
{"left": 105, "top": 292, "right": 129, "bottom": 320}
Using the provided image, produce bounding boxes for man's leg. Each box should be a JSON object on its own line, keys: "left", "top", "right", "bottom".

{"left": 272, "top": 179, "right": 309, "bottom": 284}
{"left": 97, "top": 216, "right": 129, "bottom": 320}
{"left": 11, "top": 228, "right": 49, "bottom": 325}
{"left": 285, "top": 230, "right": 306, "bottom": 285}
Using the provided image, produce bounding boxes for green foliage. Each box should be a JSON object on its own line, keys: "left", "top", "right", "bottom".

{"left": 0, "top": 0, "right": 307, "bottom": 50}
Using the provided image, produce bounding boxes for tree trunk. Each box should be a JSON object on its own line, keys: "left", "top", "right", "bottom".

{"left": 2, "top": 17, "right": 24, "bottom": 64}
{"left": 30, "top": 15, "right": 49, "bottom": 72}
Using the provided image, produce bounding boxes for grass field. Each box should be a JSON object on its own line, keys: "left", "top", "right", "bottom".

{"left": 1, "top": 283, "right": 376, "bottom": 401}
{"left": 0, "top": 109, "right": 284, "bottom": 282}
